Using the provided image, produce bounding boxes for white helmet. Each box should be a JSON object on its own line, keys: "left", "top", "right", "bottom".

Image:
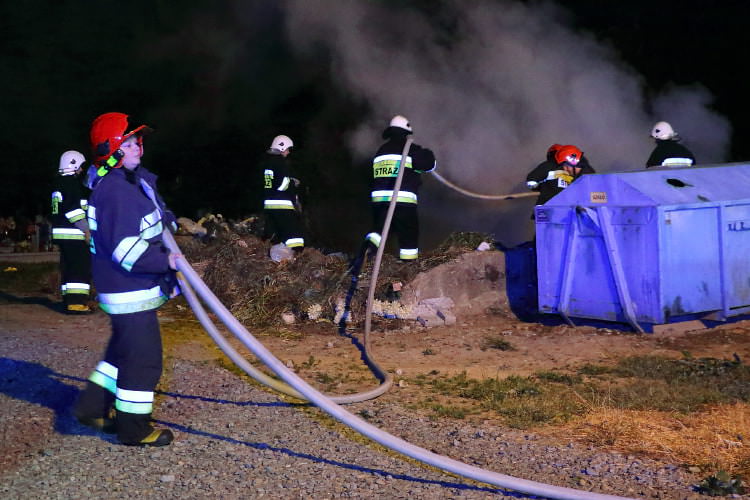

{"left": 651, "top": 121, "right": 678, "bottom": 140}
{"left": 270, "top": 135, "right": 294, "bottom": 152}
{"left": 389, "top": 115, "right": 412, "bottom": 132}
{"left": 58, "top": 150, "right": 85, "bottom": 175}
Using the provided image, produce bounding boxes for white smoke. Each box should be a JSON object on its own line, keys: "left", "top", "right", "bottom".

{"left": 280, "top": 0, "right": 731, "bottom": 245}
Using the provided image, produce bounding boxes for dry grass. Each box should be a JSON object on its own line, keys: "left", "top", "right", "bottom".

{"left": 568, "top": 403, "right": 750, "bottom": 476}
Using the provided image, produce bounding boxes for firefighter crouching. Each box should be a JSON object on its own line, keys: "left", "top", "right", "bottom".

{"left": 526, "top": 144, "right": 595, "bottom": 212}
{"left": 74, "top": 112, "right": 180, "bottom": 447}
{"left": 363, "top": 115, "right": 436, "bottom": 261}
{"left": 262, "top": 135, "right": 304, "bottom": 252}
{"left": 51, "top": 150, "right": 92, "bottom": 313}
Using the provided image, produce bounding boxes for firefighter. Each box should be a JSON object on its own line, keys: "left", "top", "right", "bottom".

{"left": 526, "top": 144, "right": 595, "bottom": 209}
{"left": 262, "top": 135, "right": 304, "bottom": 251}
{"left": 51, "top": 151, "right": 92, "bottom": 313}
{"left": 646, "top": 121, "right": 696, "bottom": 168}
{"left": 363, "top": 115, "right": 436, "bottom": 261}
{"left": 73, "top": 112, "right": 180, "bottom": 447}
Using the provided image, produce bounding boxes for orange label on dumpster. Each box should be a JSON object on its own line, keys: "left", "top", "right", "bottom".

{"left": 590, "top": 191, "right": 607, "bottom": 203}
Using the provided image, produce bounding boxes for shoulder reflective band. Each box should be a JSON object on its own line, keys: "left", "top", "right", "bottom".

{"left": 51, "top": 191, "right": 62, "bottom": 215}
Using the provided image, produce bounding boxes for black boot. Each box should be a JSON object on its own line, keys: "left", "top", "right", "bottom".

{"left": 74, "top": 382, "right": 116, "bottom": 433}
{"left": 117, "top": 411, "right": 174, "bottom": 447}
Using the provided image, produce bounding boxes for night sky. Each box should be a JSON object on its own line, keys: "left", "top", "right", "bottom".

{"left": 2, "top": 0, "right": 747, "bottom": 251}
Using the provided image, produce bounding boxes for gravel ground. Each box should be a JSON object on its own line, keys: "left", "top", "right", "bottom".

{"left": 1, "top": 321, "right": 731, "bottom": 500}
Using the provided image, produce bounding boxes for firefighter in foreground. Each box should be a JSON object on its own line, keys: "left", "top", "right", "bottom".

{"left": 262, "top": 135, "right": 304, "bottom": 251}
{"left": 646, "top": 121, "right": 696, "bottom": 168}
{"left": 362, "top": 115, "right": 436, "bottom": 262}
{"left": 526, "top": 144, "right": 595, "bottom": 210}
{"left": 74, "top": 112, "right": 180, "bottom": 447}
{"left": 51, "top": 150, "right": 92, "bottom": 313}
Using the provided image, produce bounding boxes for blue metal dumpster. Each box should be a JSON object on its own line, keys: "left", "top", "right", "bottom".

{"left": 534, "top": 163, "right": 750, "bottom": 331}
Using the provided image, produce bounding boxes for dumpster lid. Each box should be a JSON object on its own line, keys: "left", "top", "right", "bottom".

{"left": 545, "top": 163, "right": 750, "bottom": 206}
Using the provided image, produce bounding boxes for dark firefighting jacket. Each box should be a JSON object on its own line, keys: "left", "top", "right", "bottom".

{"left": 262, "top": 153, "right": 298, "bottom": 210}
{"left": 526, "top": 156, "right": 595, "bottom": 206}
{"left": 87, "top": 167, "right": 176, "bottom": 315}
{"left": 51, "top": 174, "right": 90, "bottom": 242}
{"left": 646, "top": 140, "right": 695, "bottom": 168}
{"left": 370, "top": 127, "right": 436, "bottom": 206}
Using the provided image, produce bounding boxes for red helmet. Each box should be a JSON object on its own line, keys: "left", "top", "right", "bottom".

{"left": 90, "top": 112, "right": 151, "bottom": 167}
{"left": 546, "top": 143, "right": 562, "bottom": 161}
{"left": 554, "top": 144, "right": 582, "bottom": 166}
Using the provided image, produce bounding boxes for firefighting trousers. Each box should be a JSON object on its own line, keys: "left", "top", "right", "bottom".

{"left": 365, "top": 203, "right": 419, "bottom": 260}
{"left": 75, "top": 309, "right": 163, "bottom": 443}
{"left": 56, "top": 239, "right": 91, "bottom": 307}
{"left": 264, "top": 208, "right": 304, "bottom": 248}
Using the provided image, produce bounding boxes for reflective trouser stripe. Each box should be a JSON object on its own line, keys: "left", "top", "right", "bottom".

{"left": 365, "top": 232, "right": 382, "bottom": 247}
{"left": 285, "top": 237, "right": 304, "bottom": 248}
{"left": 62, "top": 282, "right": 90, "bottom": 295}
{"left": 399, "top": 248, "right": 419, "bottom": 260}
{"left": 116, "top": 388, "right": 153, "bottom": 415}
{"left": 264, "top": 199, "right": 295, "bottom": 209}
{"left": 89, "top": 361, "right": 118, "bottom": 394}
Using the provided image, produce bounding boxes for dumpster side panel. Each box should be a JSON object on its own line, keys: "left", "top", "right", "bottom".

{"left": 536, "top": 207, "right": 570, "bottom": 314}
{"left": 724, "top": 203, "right": 750, "bottom": 309}
{"left": 611, "top": 207, "right": 661, "bottom": 323}
{"left": 536, "top": 207, "right": 622, "bottom": 322}
{"left": 660, "top": 207, "right": 722, "bottom": 319}
{"left": 567, "top": 215, "right": 622, "bottom": 321}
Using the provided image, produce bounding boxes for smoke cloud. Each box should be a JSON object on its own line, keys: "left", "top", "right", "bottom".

{"left": 280, "top": 0, "right": 731, "bottom": 245}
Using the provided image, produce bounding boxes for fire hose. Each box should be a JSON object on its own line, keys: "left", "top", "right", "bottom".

{"left": 151, "top": 155, "right": 631, "bottom": 499}
{"left": 431, "top": 171, "right": 537, "bottom": 200}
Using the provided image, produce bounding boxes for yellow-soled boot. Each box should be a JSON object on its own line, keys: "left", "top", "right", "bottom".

{"left": 66, "top": 304, "right": 92, "bottom": 314}
{"left": 123, "top": 428, "right": 174, "bottom": 447}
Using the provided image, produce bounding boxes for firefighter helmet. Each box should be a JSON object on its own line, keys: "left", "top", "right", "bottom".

{"left": 546, "top": 143, "right": 562, "bottom": 161}
{"left": 90, "top": 112, "right": 151, "bottom": 168}
{"left": 270, "top": 135, "right": 293, "bottom": 153}
{"left": 651, "top": 121, "right": 677, "bottom": 140}
{"left": 554, "top": 145, "right": 582, "bottom": 166}
{"left": 389, "top": 115, "right": 412, "bottom": 132}
{"left": 58, "top": 150, "right": 85, "bottom": 176}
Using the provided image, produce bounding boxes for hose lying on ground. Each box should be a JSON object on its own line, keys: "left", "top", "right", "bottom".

{"left": 166, "top": 240, "right": 629, "bottom": 499}
{"left": 156, "top": 176, "right": 632, "bottom": 499}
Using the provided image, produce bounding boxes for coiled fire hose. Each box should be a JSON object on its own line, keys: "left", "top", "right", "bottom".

{"left": 151, "top": 168, "right": 631, "bottom": 499}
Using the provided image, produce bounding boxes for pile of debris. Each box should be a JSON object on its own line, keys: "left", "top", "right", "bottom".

{"left": 176, "top": 215, "right": 505, "bottom": 328}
